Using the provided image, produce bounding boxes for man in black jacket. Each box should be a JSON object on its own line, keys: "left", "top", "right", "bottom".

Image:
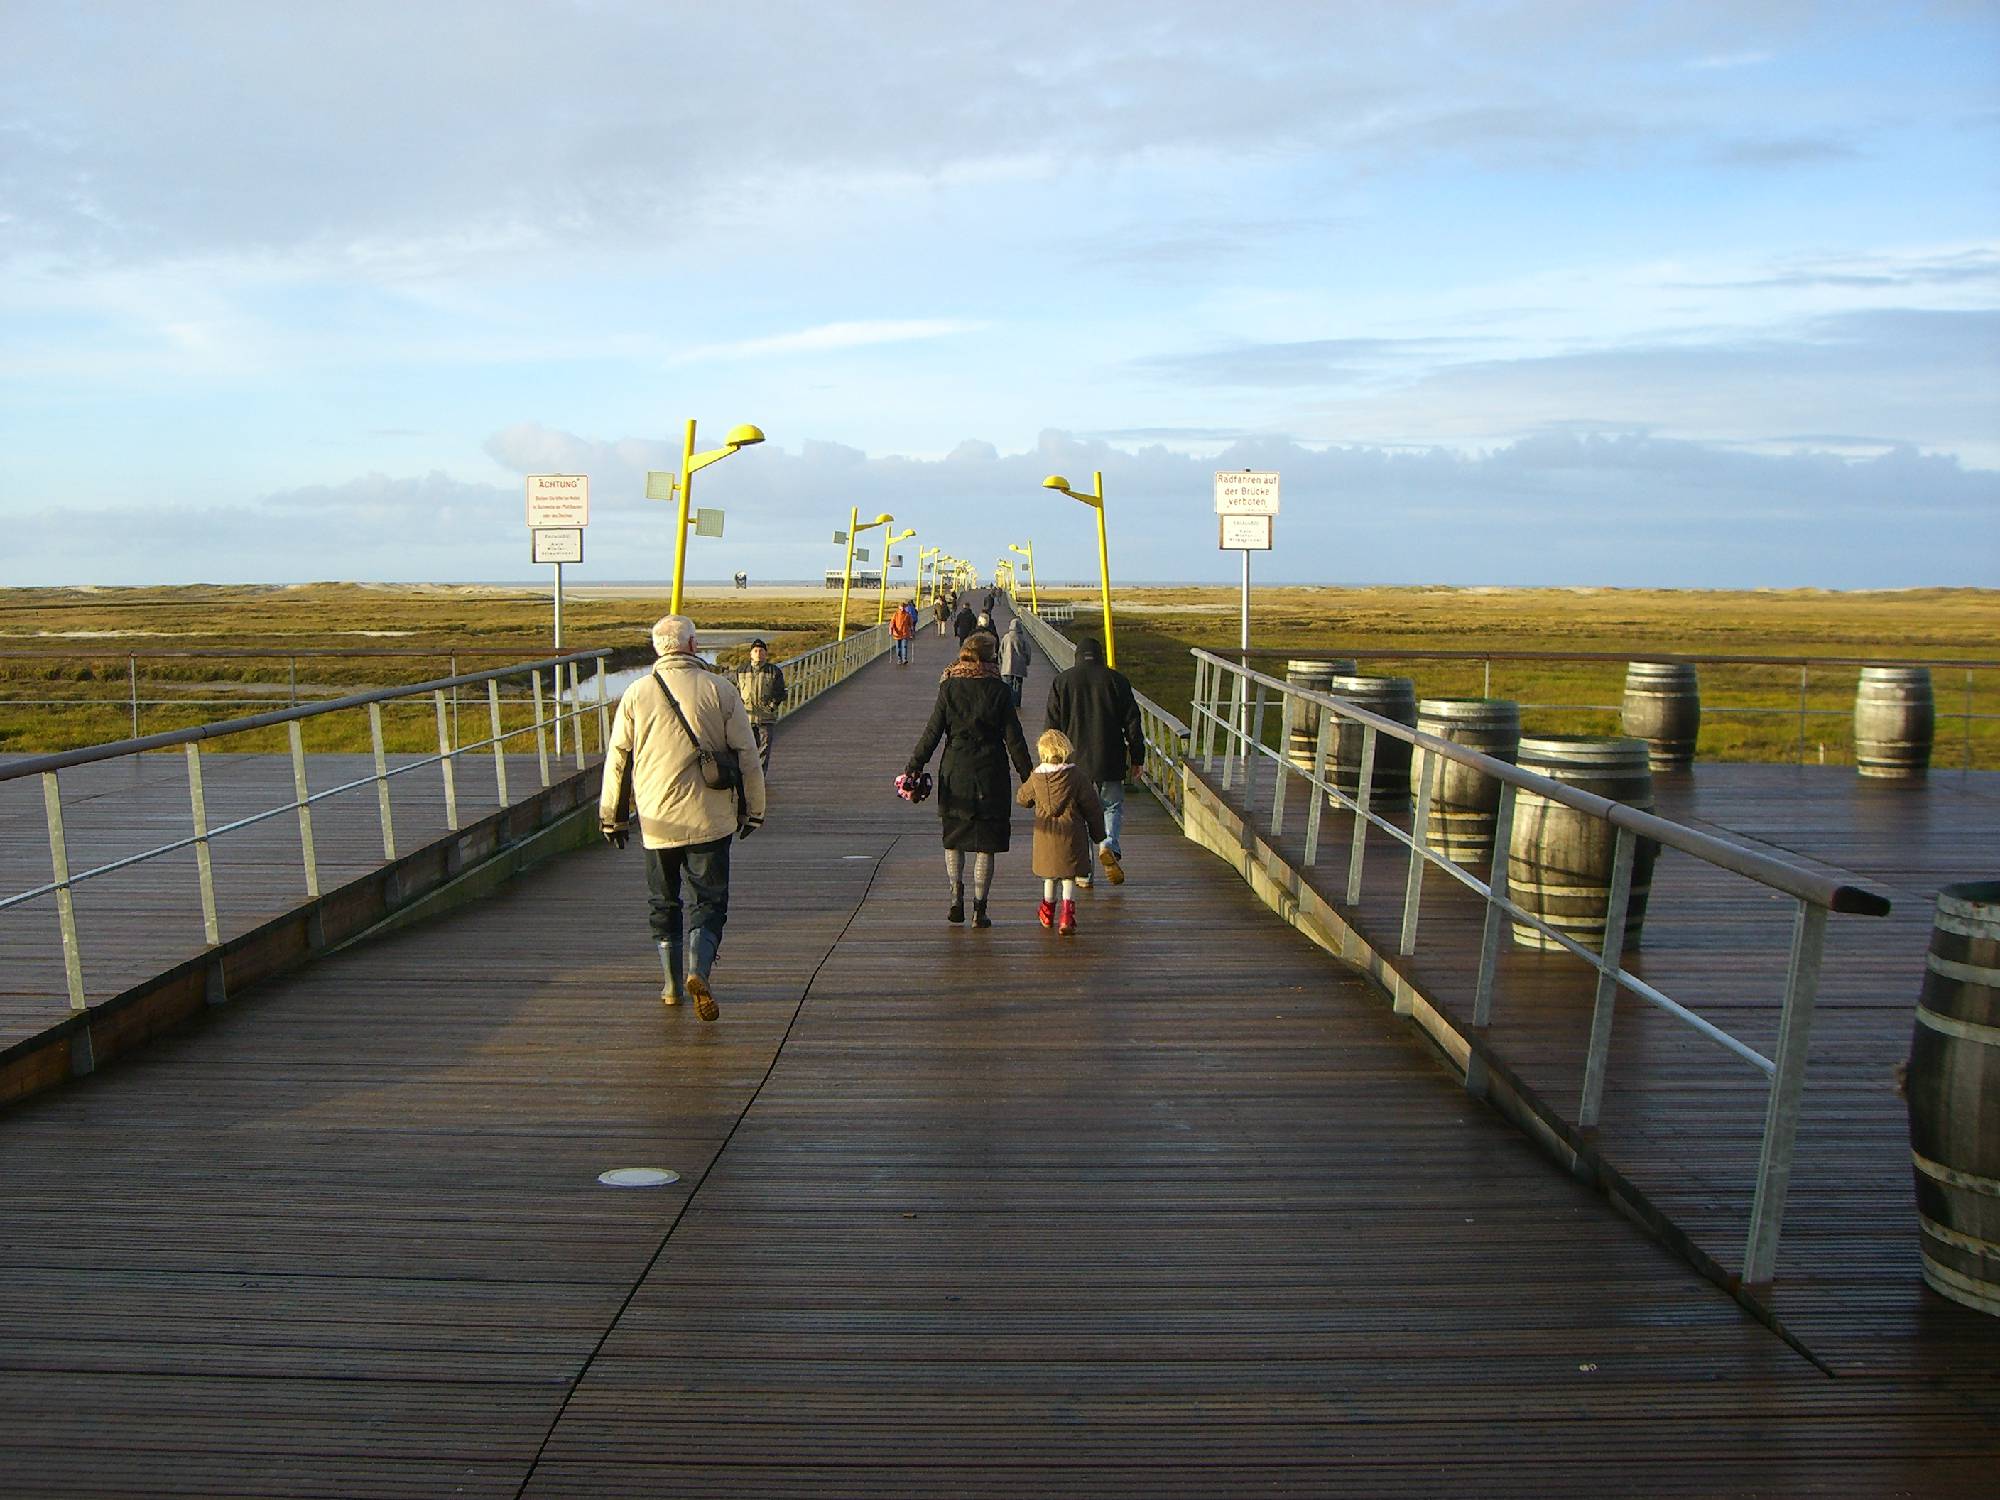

{"left": 1044, "top": 637, "right": 1144, "bottom": 887}
{"left": 952, "top": 604, "right": 979, "bottom": 642}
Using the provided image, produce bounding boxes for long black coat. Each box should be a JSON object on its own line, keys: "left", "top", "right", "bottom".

{"left": 1045, "top": 639, "right": 1146, "bottom": 782}
{"left": 906, "top": 673, "right": 1033, "bottom": 853}
{"left": 952, "top": 607, "right": 978, "bottom": 641}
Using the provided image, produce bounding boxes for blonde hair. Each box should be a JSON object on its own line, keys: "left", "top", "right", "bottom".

{"left": 1036, "top": 728, "right": 1074, "bottom": 764}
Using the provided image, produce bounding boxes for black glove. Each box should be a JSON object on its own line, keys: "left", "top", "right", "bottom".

{"left": 602, "top": 823, "right": 629, "bottom": 850}
{"left": 738, "top": 815, "right": 763, "bottom": 840}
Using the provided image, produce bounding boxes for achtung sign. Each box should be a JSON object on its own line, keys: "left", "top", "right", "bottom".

{"left": 1214, "top": 470, "right": 1280, "bottom": 515}
{"left": 526, "top": 474, "right": 590, "bottom": 528}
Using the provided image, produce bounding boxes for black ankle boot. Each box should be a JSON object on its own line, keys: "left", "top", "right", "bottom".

{"left": 972, "top": 901, "right": 991, "bottom": 929}
{"left": 948, "top": 887, "right": 965, "bottom": 923}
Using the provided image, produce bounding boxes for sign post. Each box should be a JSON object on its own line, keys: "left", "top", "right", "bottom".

{"left": 527, "top": 475, "right": 590, "bottom": 754}
{"left": 1215, "top": 471, "right": 1279, "bottom": 750}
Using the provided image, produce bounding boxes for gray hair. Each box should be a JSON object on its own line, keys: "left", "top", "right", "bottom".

{"left": 651, "top": 614, "right": 697, "bottom": 656}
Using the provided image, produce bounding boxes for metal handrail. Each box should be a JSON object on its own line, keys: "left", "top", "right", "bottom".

{"left": 1233, "top": 645, "right": 2000, "bottom": 670}
{"left": 6, "top": 652, "right": 615, "bottom": 1031}
{"left": 0, "top": 654, "right": 604, "bottom": 782}
{"left": 1187, "top": 647, "right": 1891, "bottom": 1287}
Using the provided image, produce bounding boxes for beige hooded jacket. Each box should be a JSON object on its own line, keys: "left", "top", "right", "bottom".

{"left": 599, "top": 653, "right": 768, "bottom": 849}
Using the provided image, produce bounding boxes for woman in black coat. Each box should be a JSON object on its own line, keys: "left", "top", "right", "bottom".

{"left": 905, "top": 633, "right": 1032, "bottom": 927}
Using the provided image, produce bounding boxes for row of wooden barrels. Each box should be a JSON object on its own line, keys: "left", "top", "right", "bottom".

{"left": 1619, "top": 660, "right": 1940, "bottom": 778}
{"left": 1281, "top": 657, "right": 1660, "bottom": 957}
{"left": 1275, "top": 658, "right": 1995, "bottom": 1319}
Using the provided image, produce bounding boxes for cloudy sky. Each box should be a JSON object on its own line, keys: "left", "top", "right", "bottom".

{"left": 4, "top": 0, "right": 1996, "bottom": 588}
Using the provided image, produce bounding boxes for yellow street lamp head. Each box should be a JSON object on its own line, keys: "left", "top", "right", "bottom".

{"left": 1042, "top": 475, "right": 1070, "bottom": 492}
{"left": 723, "top": 424, "right": 765, "bottom": 449}
{"left": 873, "top": 512, "right": 894, "bottom": 525}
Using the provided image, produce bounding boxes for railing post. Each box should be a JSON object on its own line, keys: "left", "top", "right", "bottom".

{"left": 1345, "top": 724, "right": 1376, "bottom": 904}
{"left": 1270, "top": 692, "right": 1293, "bottom": 837}
{"left": 1966, "top": 669, "right": 1975, "bottom": 774}
{"left": 489, "top": 679, "right": 509, "bottom": 807}
{"left": 570, "top": 663, "right": 587, "bottom": 769}
{"left": 530, "top": 671, "right": 551, "bottom": 789}
{"left": 368, "top": 701, "right": 396, "bottom": 860}
{"left": 596, "top": 660, "right": 611, "bottom": 753}
{"left": 288, "top": 655, "right": 297, "bottom": 708}
{"left": 434, "top": 689, "right": 459, "bottom": 832}
{"left": 1482, "top": 658, "right": 1492, "bottom": 699}
{"left": 1248, "top": 681, "right": 1269, "bottom": 811}
{"left": 450, "top": 654, "right": 460, "bottom": 749}
{"left": 1218, "top": 662, "right": 1237, "bottom": 792}
{"left": 41, "top": 771, "right": 87, "bottom": 1012}
{"left": 1796, "top": 664, "right": 1808, "bottom": 766}
{"left": 289, "top": 721, "right": 319, "bottom": 899}
{"left": 1304, "top": 709, "right": 1333, "bottom": 867}
{"left": 1743, "top": 902, "right": 1829, "bottom": 1285}
{"left": 1577, "top": 826, "right": 1638, "bottom": 1127}
{"left": 1466, "top": 780, "right": 1517, "bottom": 1099}
{"left": 129, "top": 655, "right": 140, "bottom": 738}
{"left": 184, "top": 743, "right": 220, "bottom": 946}
{"left": 1399, "top": 743, "right": 1437, "bottom": 960}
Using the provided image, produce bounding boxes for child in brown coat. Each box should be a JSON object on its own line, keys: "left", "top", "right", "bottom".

{"left": 1015, "top": 728, "right": 1107, "bottom": 935}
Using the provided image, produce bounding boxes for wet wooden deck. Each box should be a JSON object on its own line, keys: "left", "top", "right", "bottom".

{"left": 1, "top": 614, "right": 1996, "bottom": 1496}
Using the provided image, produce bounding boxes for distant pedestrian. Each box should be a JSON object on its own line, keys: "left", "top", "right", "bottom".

{"left": 904, "top": 633, "right": 1032, "bottom": 928}
{"left": 1016, "top": 728, "right": 1105, "bottom": 936}
{"left": 735, "top": 639, "right": 788, "bottom": 769}
{"left": 602, "top": 615, "right": 766, "bottom": 1021}
{"left": 889, "top": 597, "right": 917, "bottom": 665}
{"left": 934, "top": 598, "right": 951, "bottom": 636}
{"left": 997, "top": 615, "right": 1033, "bottom": 708}
{"left": 983, "top": 591, "right": 995, "bottom": 613}
{"left": 1044, "top": 636, "right": 1144, "bottom": 890}
{"left": 952, "top": 604, "right": 978, "bottom": 642}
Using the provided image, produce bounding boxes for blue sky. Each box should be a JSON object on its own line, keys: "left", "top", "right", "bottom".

{"left": 3, "top": 0, "right": 1996, "bottom": 588}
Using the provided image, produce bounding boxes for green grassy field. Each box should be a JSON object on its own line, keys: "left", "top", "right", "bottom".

{"left": 0, "top": 583, "right": 881, "bottom": 755}
{"left": 3, "top": 583, "right": 1994, "bottom": 767}
{"left": 1035, "top": 585, "right": 2000, "bottom": 770}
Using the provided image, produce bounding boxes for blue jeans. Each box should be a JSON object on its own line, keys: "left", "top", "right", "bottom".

{"left": 1005, "top": 675, "right": 1024, "bottom": 707}
{"left": 1096, "top": 777, "right": 1125, "bottom": 857}
{"left": 646, "top": 835, "right": 731, "bottom": 979}
{"left": 895, "top": 637, "right": 910, "bottom": 663}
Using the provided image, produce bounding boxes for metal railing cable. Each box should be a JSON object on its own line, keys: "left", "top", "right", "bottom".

{"left": 1185, "top": 648, "right": 1892, "bottom": 1286}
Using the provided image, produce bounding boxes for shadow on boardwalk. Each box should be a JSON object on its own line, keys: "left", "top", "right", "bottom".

{"left": 1, "top": 606, "right": 1995, "bottom": 1497}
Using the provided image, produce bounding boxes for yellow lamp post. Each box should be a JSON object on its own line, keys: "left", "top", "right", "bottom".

{"left": 918, "top": 545, "right": 942, "bottom": 604}
{"left": 878, "top": 527, "right": 916, "bottom": 624}
{"left": 658, "top": 419, "right": 764, "bottom": 615}
{"left": 839, "top": 510, "right": 894, "bottom": 640}
{"left": 1007, "top": 541, "right": 1039, "bottom": 614}
{"left": 1041, "top": 470, "right": 1115, "bottom": 667}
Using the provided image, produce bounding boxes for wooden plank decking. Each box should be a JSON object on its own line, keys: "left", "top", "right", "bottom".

{"left": 1, "top": 610, "right": 1996, "bottom": 1496}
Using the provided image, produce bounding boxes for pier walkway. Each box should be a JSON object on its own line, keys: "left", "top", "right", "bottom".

{"left": 1, "top": 605, "right": 1996, "bottom": 1496}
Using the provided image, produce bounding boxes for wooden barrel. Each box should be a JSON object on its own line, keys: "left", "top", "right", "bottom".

{"left": 1508, "top": 735, "right": 1658, "bottom": 952}
{"left": 1414, "top": 698, "right": 1521, "bottom": 864}
{"left": 1328, "top": 674, "right": 1417, "bottom": 810}
{"left": 1906, "top": 880, "right": 2000, "bottom": 1315}
{"left": 1284, "top": 658, "right": 1357, "bottom": 774}
{"left": 1622, "top": 661, "right": 1700, "bottom": 770}
{"left": 1855, "top": 667, "right": 1934, "bottom": 778}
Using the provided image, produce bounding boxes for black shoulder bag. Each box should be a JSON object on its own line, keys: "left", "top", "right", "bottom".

{"left": 654, "top": 670, "right": 745, "bottom": 801}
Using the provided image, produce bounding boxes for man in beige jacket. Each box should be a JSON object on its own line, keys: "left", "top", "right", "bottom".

{"left": 600, "top": 615, "right": 767, "bottom": 1021}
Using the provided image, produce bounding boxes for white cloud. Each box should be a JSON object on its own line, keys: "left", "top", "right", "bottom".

{"left": 675, "top": 319, "right": 989, "bottom": 362}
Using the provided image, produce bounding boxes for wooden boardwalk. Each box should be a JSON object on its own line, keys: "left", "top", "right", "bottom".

{"left": 1, "top": 611, "right": 1996, "bottom": 1496}
{"left": 1190, "top": 736, "right": 2000, "bottom": 1386}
